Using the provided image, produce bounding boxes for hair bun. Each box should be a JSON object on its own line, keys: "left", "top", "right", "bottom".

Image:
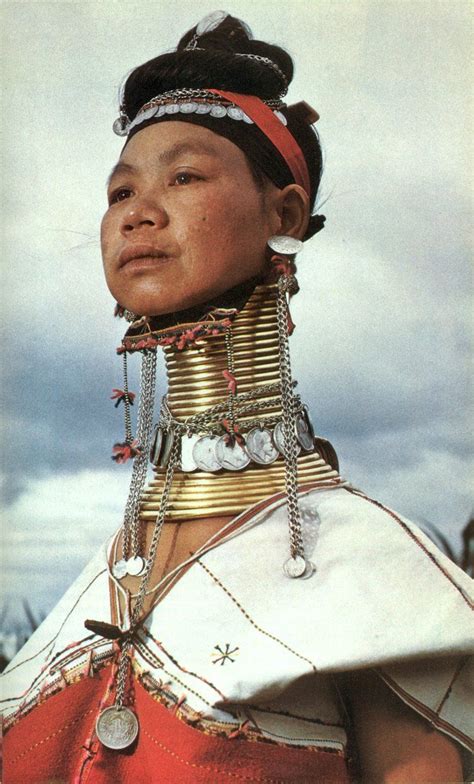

{"left": 177, "top": 12, "right": 293, "bottom": 94}
{"left": 178, "top": 12, "right": 253, "bottom": 53}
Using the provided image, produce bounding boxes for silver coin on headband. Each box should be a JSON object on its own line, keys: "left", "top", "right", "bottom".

{"left": 246, "top": 427, "right": 279, "bottom": 465}
{"left": 192, "top": 435, "right": 221, "bottom": 472}
{"left": 273, "top": 421, "right": 302, "bottom": 457}
{"left": 215, "top": 436, "right": 250, "bottom": 471}
{"left": 296, "top": 408, "right": 315, "bottom": 451}
{"left": 96, "top": 706, "right": 139, "bottom": 750}
{"left": 267, "top": 236, "right": 303, "bottom": 255}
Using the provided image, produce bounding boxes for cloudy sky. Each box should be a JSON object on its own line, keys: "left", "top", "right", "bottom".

{"left": 2, "top": 0, "right": 472, "bottom": 625}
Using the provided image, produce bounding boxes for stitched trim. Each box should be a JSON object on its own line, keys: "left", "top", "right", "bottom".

{"left": 3, "top": 652, "right": 114, "bottom": 731}
{"left": 1, "top": 638, "right": 111, "bottom": 711}
{"left": 143, "top": 626, "right": 228, "bottom": 700}
{"left": 133, "top": 642, "right": 215, "bottom": 708}
{"left": 142, "top": 725, "right": 335, "bottom": 782}
{"left": 251, "top": 726, "right": 343, "bottom": 747}
{"left": 197, "top": 561, "right": 316, "bottom": 669}
{"left": 345, "top": 488, "right": 473, "bottom": 610}
{"left": 7, "top": 708, "right": 96, "bottom": 764}
{"left": 378, "top": 670, "right": 473, "bottom": 752}
{"left": 434, "top": 656, "right": 470, "bottom": 715}
{"left": 1, "top": 569, "right": 107, "bottom": 678}
{"left": 245, "top": 703, "right": 344, "bottom": 729}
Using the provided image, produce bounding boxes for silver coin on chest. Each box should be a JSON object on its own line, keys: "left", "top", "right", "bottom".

{"left": 96, "top": 706, "right": 139, "bottom": 750}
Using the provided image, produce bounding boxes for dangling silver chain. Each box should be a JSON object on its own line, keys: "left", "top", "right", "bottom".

{"left": 122, "top": 353, "right": 133, "bottom": 445}
{"left": 121, "top": 350, "right": 157, "bottom": 560}
{"left": 224, "top": 326, "right": 237, "bottom": 431}
{"left": 115, "top": 435, "right": 181, "bottom": 709}
{"left": 276, "top": 275, "right": 313, "bottom": 578}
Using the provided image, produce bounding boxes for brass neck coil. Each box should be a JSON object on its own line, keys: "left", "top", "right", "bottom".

{"left": 140, "top": 284, "right": 341, "bottom": 521}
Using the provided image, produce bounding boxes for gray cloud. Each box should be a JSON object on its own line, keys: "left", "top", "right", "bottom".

{"left": 2, "top": 1, "right": 472, "bottom": 623}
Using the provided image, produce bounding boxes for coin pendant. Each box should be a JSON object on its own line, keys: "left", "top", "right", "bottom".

{"left": 192, "top": 435, "right": 221, "bottom": 472}
{"left": 283, "top": 556, "right": 307, "bottom": 578}
{"left": 126, "top": 556, "right": 146, "bottom": 577}
{"left": 112, "top": 559, "right": 127, "bottom": 579}
{"left": 215, "top": 436, "right": 250, "bottom": 471}
{"left": 180, "top": 434, "right": 200, "bottom": 472}
{"left": 149, "top": 425, "right": 163, "bottom": 465}
{"left": 296, "top": 408, "right": 315, "bottom": 451}
{"left": 96, "top": 706, "right": 139, "bottom": 750}
{"left": 157, "top": 428, "right": 174, "bottom": 468}
{"left": 246, "top": 427, "right": 279, "bottom": 465}
{"left": 273, "top": 421, "right": 301, "bottom": 457}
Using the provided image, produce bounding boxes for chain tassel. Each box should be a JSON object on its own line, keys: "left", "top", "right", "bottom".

{"left": 275, "top": 270, "right": 315, "bottom": 579}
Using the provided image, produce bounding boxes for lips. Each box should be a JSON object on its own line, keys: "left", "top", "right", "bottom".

{"left": 118, "top": 244, "right": 170, "bottom": 268}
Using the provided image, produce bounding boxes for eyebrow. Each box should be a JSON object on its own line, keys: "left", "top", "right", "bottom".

{"left": 107, "top": 141, "right": 218, "bottom": 187}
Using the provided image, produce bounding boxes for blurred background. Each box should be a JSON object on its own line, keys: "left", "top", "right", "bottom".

{"left": 1, "top": 0, "right": 472, "bottom": 662}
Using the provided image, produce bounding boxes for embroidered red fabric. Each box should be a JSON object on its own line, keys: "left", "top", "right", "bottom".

{"left": 4, "top": 664, "right": 350, "bottom": 783}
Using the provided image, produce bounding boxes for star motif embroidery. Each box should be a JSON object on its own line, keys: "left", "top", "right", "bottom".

{"left": 211, "top": 643, "right": 239, "bottom": 666}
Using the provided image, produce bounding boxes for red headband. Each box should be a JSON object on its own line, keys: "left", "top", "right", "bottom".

{"left": 209, "top": 89, "right": 311, "bottom": 197}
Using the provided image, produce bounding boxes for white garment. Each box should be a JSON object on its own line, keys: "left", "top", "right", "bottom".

{"left": 2, "top": 485, "right": 473, "bottom": 753}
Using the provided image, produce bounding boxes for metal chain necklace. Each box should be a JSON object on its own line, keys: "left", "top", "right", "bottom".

{"left": 113, "top": 350, "right": 157, "bottom": 580}
{"left": 93, "top": 251, "right": 316, "bottom": 749}
{"left": 276, "top": 273, "right": 314, "bottom": 579}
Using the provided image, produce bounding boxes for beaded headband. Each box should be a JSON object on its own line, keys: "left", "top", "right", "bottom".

{"left": 113, "top": 89, "right": 317, "bottom": 197}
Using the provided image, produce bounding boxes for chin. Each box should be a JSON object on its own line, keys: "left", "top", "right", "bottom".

{"left": 120, "top": 285, "right": 233, "bottom": 318}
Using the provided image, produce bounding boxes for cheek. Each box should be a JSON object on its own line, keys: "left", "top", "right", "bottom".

{"left": 100, "top": 214, "right": 116, "bottom": 270}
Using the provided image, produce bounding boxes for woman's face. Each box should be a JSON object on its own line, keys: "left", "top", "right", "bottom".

{"left": 101, "top": 122, "right": 279, "bottom": 316}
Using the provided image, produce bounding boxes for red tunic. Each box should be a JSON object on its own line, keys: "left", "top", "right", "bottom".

{"left": 4, "top": 664, "right": 351, "bottom": 783}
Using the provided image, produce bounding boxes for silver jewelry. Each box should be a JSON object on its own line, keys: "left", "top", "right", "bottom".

{"left": 215, "top": 436, "right": 250, "bottom": 471}
{"left": 234, "top": 53, "right": 289, "bottom": 94}
{"left": 275, "top": 271, "right": 314, "bottom": 578}
{"left": 185, "top": 10, "right": 229, "bottom": 50}
{"left": 126, "top": 555, "right": 146, "bottom": 577}
{"left": 192, "top": 435, "right": 221, "bottom": 472}
{"left": 96, "top": 706, "right": 139, "bottom": 750}
{"left": 273, "top": 420, "right": 301, "bottom": 458}
{"left": 268, "top": 236, "right": 304, "bottom": 255}
{"left": 149, "top": 424, "right": 163, "bottom": 465}
{"left": 157, "top": 428, "right": 175, "bottom": 468}
{"left": 246, "top": 427, "right": 279, "bottom": 465}
{"left": 112, "top": 559, "right": 127, "bottom": 580}
{"left": 296, "top": 407, "right": 315, "bottom": 451}
{"left": 114, "top": 88, "right": 286, "bottom": 136}
{"left": 180, "top": 433, "right": 200, "bottom": 472}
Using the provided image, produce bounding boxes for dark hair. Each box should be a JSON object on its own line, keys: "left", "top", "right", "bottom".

{"left": 121, "top": 14, "right": 324, "bottom": 239}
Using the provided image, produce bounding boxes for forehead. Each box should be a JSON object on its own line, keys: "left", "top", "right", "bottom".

{"left": 118, "top": 121, "right": 250, "bottom": 169}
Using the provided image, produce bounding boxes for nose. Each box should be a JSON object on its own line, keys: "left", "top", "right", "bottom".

{"left": 120, "top": 197, "right": 168, "bottom": 236}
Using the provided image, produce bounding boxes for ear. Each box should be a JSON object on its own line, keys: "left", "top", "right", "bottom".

{"left": 274, "top": 184, "right": 310, "bottom": 240}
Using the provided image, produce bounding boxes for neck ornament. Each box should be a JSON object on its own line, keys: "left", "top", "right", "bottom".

{"left": 141, "top": 285, "right": 341, "bottom": 521}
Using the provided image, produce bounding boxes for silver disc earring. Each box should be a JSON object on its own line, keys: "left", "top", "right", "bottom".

{"left": 267, "top": 235, "right": 303, "bottom": 256}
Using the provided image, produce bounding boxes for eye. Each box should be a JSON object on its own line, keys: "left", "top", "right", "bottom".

{"left": 173, "top": 171, "right": 201, "bottom": 186}
{"left": 108, "top": 187, "right": 133, "bottom": 205}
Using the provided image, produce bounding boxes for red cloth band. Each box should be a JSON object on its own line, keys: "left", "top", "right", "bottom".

{"left": 4, "top": 664, "right": 350, "bottom": 783}
{"left": 209, "top": 89, "right": 311, "bottom": 197}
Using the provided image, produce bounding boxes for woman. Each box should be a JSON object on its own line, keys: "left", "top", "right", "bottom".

{"left": 2, "top": 12, "right": 472, "bottom": 783}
